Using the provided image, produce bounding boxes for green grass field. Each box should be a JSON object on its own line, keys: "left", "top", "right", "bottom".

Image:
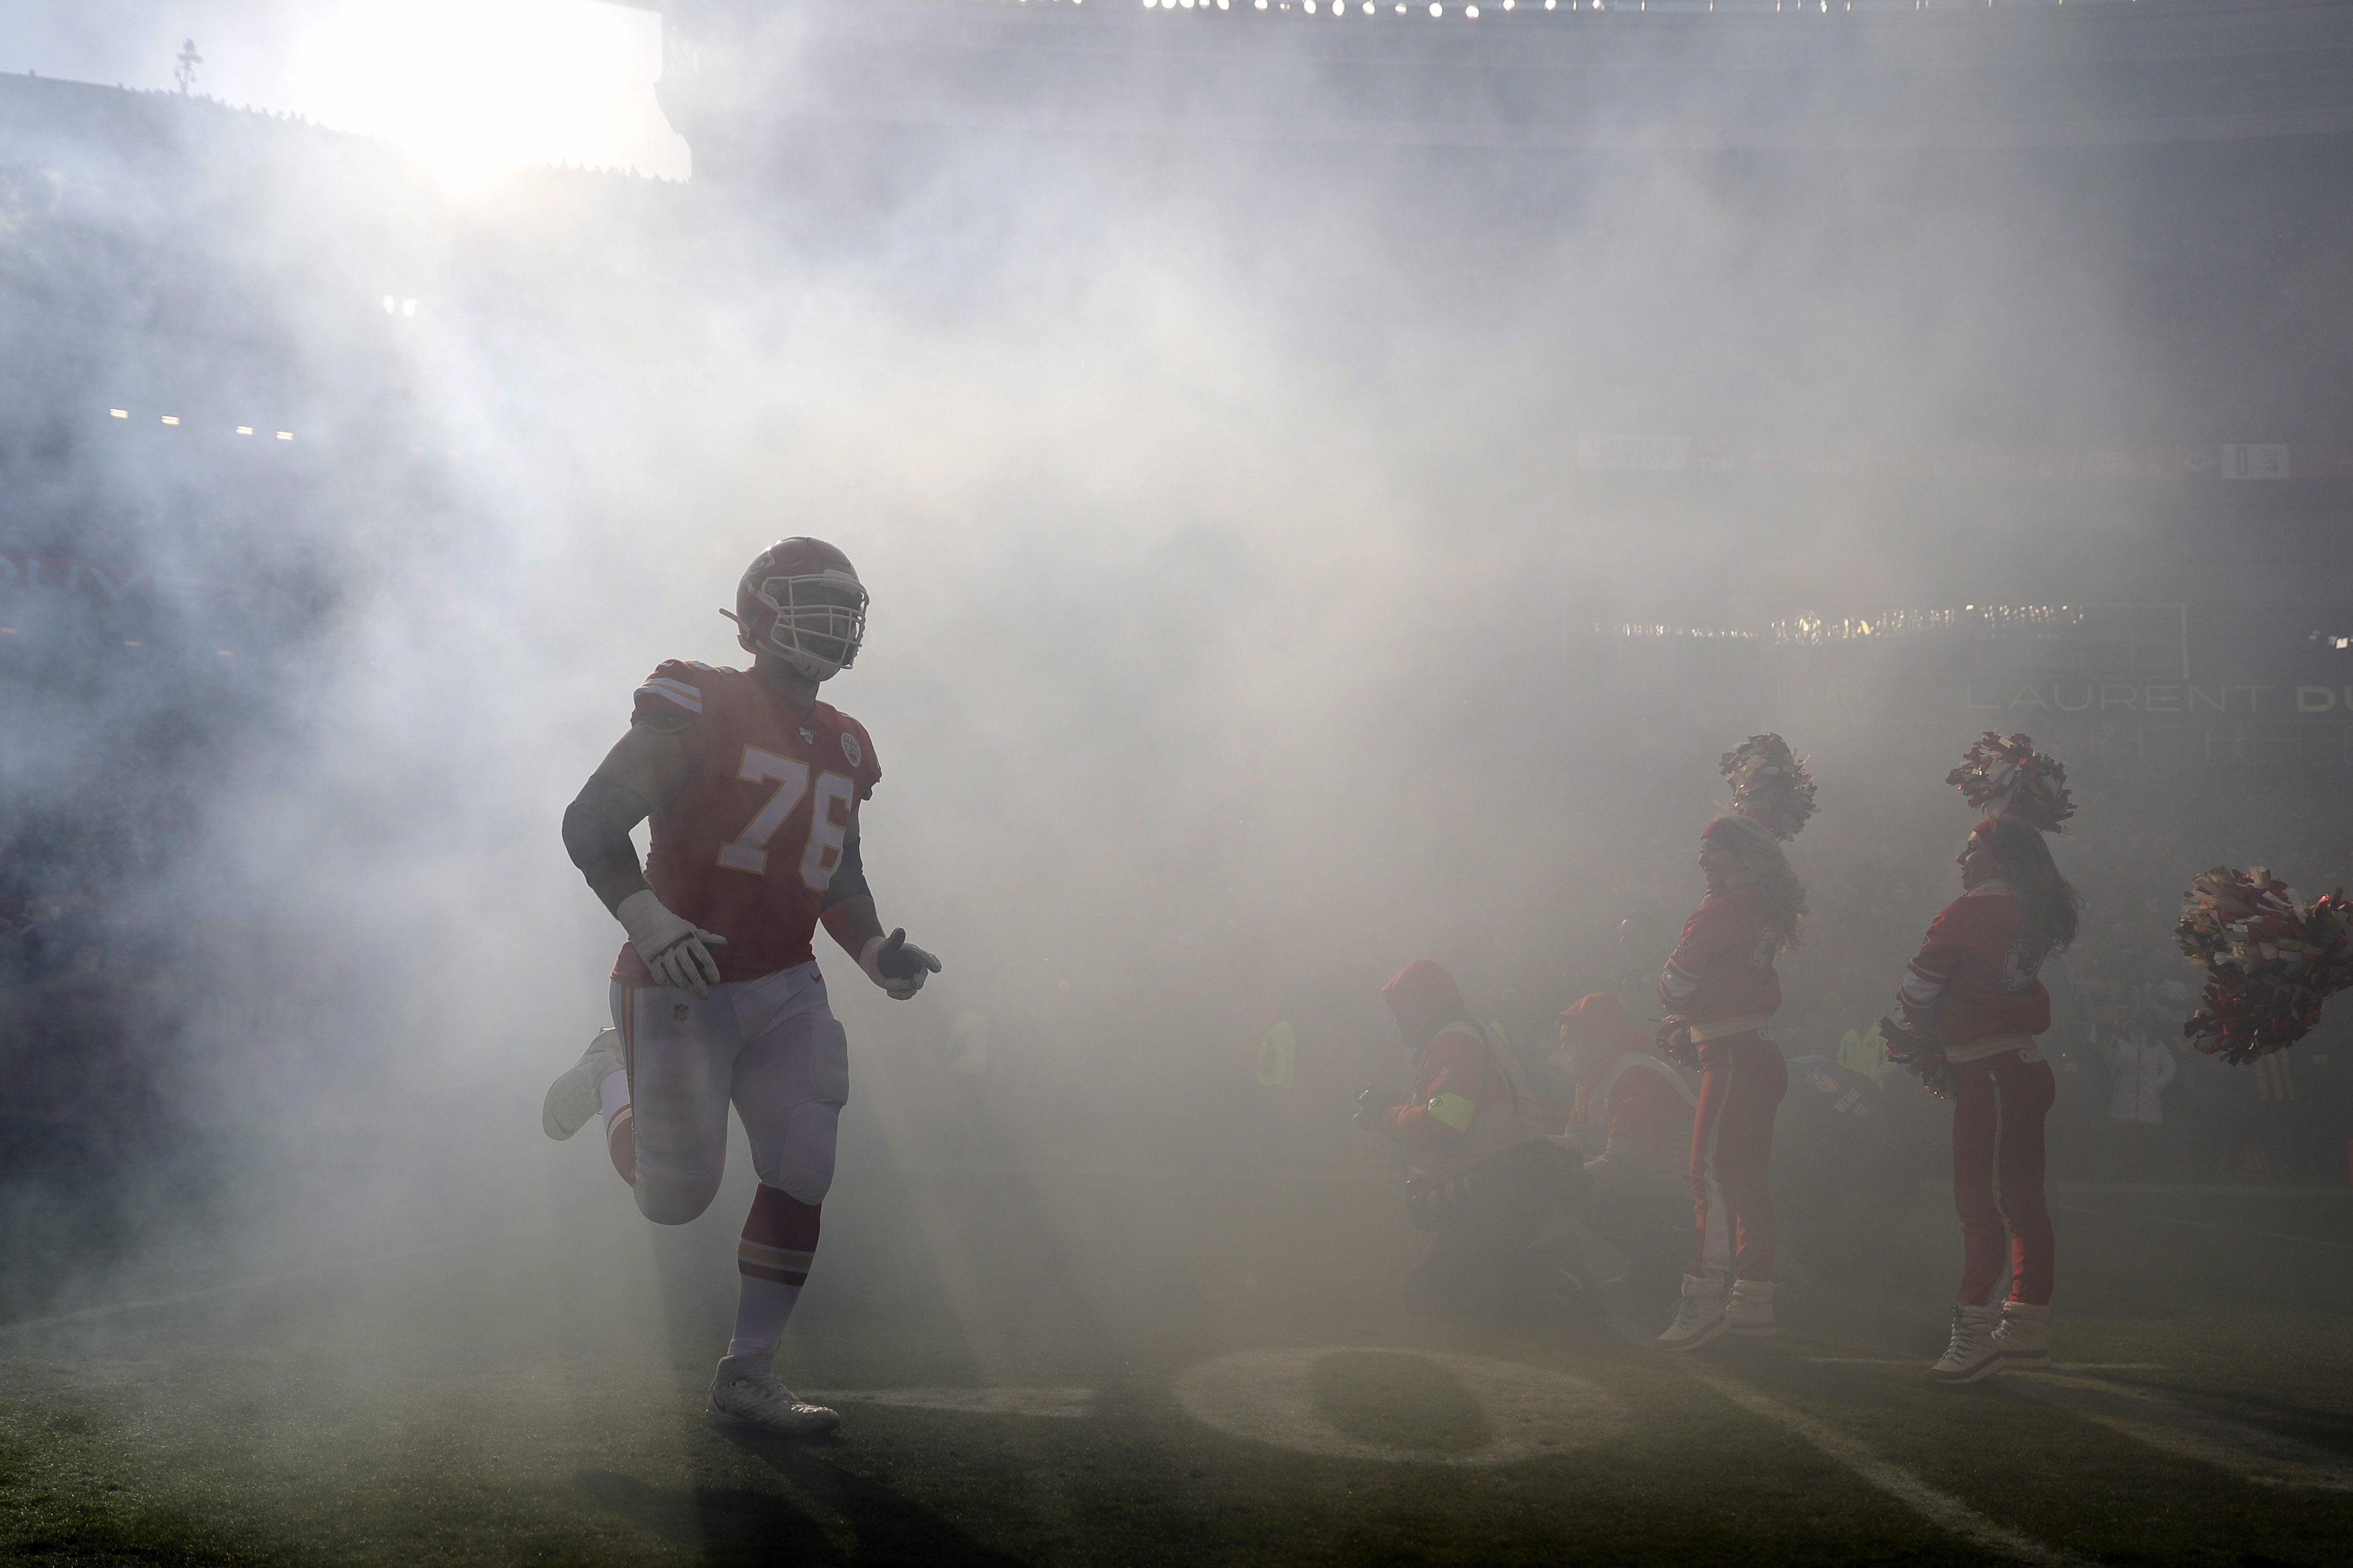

{"left": 2, "top": 1168, "right": 2349, "bottom": 1566}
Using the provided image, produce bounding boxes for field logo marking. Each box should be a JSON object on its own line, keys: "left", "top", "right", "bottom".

{"left": 1173, "top": 1347, "right": 1629, "bottom": 1466}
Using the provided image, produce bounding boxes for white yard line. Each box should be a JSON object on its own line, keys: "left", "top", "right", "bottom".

{"left": 1806, "top": 1359, "right": 2162, "bottom": 1371}
{"left": 799, "top": 1387, "right": 1096, "bottom": 1419}
{"left": 1664, "top": 1355, "right": 2071, "bottom": 1564}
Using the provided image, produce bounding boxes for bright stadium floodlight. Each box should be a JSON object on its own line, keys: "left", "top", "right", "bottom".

{"left": 161, "top": 415, "right": 179, "bottom": 425}
{"left": 277, "top": 431, "right": 293, "bottom": 440}
{"left": 236, "top": 426, "right": 254, "bottom": 435}
{"left": 109, "top": 408, "right": 128, "bottom": 418}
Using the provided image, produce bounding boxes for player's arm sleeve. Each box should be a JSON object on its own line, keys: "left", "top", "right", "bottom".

{"left": 822, "top": 823, "right": 870, "bottom": 909}
{"left": 1384, "top": 1034, "right": 1488, "bottom": 1147}
{"left": 1659, "top": 906, "right": 1720, "bottom": 1009}
{"left": 1895, "top": 903, "right": 1967, "bottom": 1033}
{"left": 562, "top": 773, "right": 652, "bottom": 873}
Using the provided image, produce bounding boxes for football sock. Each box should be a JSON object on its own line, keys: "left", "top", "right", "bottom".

{"left": 729, "top": 1183, "right": 820, "bottom": 1358}
{"left": 598, "top": 1071, "right": 635, "bottom": 1183}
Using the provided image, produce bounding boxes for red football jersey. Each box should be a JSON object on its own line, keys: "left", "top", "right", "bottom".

{"left": 1658, "top": 888, "right": 1785, "bottom": 1026}
{"left": 610, "top": 660, "right": 882, "bottom": 985}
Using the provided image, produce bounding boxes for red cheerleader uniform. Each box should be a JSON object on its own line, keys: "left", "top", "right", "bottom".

{"left": 1893, "top": 878, "right": 2056, "bottom": 1308}
{"left": 1661, "top": 883, "right": 1788, "bottom": 1282}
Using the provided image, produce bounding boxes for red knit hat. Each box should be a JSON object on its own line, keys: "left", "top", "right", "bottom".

{"left": 1558, "top": 992, "right": 1640, "bottom": 1056}
{"left": 1382, "top": 959, "right": 1469, "bottom": 1046}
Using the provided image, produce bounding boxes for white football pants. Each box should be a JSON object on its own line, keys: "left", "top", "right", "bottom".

{"left": 609, "top": 961, "right": 849, "bottom": 1226}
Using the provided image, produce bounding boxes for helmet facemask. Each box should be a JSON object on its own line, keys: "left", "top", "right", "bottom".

{"left": 753, "top": 569, "right": 867, "bottom": 681}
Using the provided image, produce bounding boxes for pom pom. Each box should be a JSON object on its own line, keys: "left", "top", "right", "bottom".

{"left": 2174, "top": 866, "right": 2353, "bottom": 1065}
{"left": 1655, "top": 1016, "right": 1699, "bottom": 1072}
{"left": 1877, "top": 1014, "right": 1954, "bottom": 1099}
{"left": 1718, "top": 734, "right": 1817, "bottom": 842}
{"left": 1946, "top": 732, "right": 2074, "bottom": 832}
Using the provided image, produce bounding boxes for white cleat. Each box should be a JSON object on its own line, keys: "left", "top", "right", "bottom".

{"left": 1655, "top": 1272, "right": 1730, "bottom": 1353}
{"left": 541, "top": 1029, "right": 623, "bottom": 1141}
{"left": 1725, "top": 1278, "right": 1777, "bottom": 1338}
{"left": 707, "top": 1355, "right": 841, "bottom": 1438}
{"left": 1992, "top": 1300, "right": 2051, "bottom": 1370}
{"left": 1928, "top": 1303, "right": 2006, "bottom": 1385}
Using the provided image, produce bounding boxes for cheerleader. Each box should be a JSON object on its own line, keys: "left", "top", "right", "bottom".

{"left": 1653, "top": 812, "right": 1807, "bottom": 1351}
{"left": 1884, "top": 815, "right": 2081, "bottom": 1384}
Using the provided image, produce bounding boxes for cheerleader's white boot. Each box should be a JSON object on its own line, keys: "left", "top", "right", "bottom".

{"left": 1655, "top": 1272, "right": 1730, "bottom": 1352}
{"left": 1927, "top": 1303, "right": 2005, "bottom": 1385}
{"left": 1725, "top": 1278, "right": 1776, "bottom": 1337}
{"left": 1992, "top": 1301, "right": 2051, "bottom": 1370}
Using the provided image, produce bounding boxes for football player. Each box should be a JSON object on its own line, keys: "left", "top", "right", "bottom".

{"left": 541, "top": 537, "right": 941, "bottom": 1437}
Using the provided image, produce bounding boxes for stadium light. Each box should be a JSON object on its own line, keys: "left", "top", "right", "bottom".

{"left": 109, "top": 409, "right": 127, "bottom": 419}
{"left": 277, "top": 431, "right": 293, "bottom": 440}
{"left": 161, "top": 415, "right": 180, "bottom": 425}
{"left": 236, "top": 426, "right": 254, "bottom": 435}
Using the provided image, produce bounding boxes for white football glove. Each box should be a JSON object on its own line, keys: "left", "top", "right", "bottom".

{"left": 859, "top": 928, "right": 942, "bottom": 1000}
{"left": 615, "top": 889, "right": 727, "bottom": 998}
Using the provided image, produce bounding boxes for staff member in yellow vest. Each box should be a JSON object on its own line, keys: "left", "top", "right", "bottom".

{"left": 1362, "top": 959, "right": 1560, "bottom": 1320}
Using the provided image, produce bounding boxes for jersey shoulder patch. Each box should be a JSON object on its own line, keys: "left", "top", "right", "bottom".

{"left": 814, "top": 702, "right": 882, "bottom": 797}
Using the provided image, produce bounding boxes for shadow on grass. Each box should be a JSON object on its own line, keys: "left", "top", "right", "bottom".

{"left": 2097, "top": 1375, "right": 2353, "bottom": 1456}
{"left": 576, "top": 1458, "right": 1027, "bottom": 1566}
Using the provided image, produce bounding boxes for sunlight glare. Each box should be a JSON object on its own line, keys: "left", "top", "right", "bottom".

{"left": 289, "top": 0, "right": 689, "bottom": 190}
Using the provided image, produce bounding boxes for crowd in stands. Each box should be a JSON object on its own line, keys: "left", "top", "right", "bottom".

{"left": 0, "top": 798, "right": 168, "bottom": 989}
